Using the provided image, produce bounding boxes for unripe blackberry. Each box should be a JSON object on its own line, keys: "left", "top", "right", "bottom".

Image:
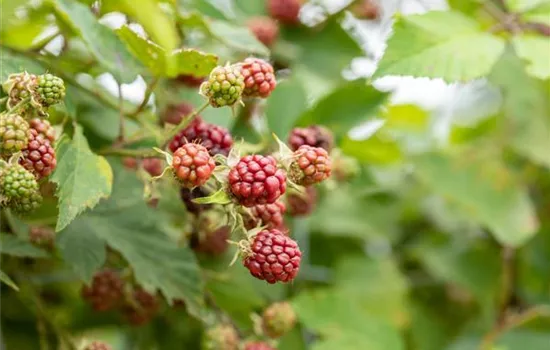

{"left": 29, "top": 118, "right": 56, "bottom": 143}
{"left": 202, "top": 324, "right": 239, "bottom": 350}
{"left": 262, "top": 301, "right": 297, "bottom": 338}
{"left": 200, "top": 66, "right": 245, "bottom": 107}
{"left": 36, "top": 74, "right": 65, "bottom": 107}
{"left": 267, "top": 0, "right": 302, "bottom": 25}
{"left": 288, "top": 125, "right": 334, "bottom": 152}
{"left": 180, "top": 187, "right": 212, "bottom": 214}
{"left": 122, "top": 288, "right": 159, "bottom": 326}
{"left": 10, "top": 190, "right": 43, "bottom": 215}
{"left": 242, "top": 228, "right": 301, "bottom": 283}
{"left": 287, "top": 186, "right": 317, "bottom": 216}
{"left": 244, "top": 342, "right": 276, "bottom": 350}
{"left": 0, "top": 163, "right": 39, "bottom": 201}
{"left": 172, "top": 143, "right": 216, "bottom": 188}
{"left": 20, "top": 128, "right": 57, "bottom": 179}
{"left": 191, "top": 225, "right": 230, "bottom": 256}
{"left": 240, "top": 58, "right": 277, "bottom": 98}
{"left": 176, "top": 74, "right": 205, "bottom": 88}
{"left": 245, "top": 201, "right": 286, "bottom": 230}
{"left": 163, "top": 103, "right": 194, "bottom": 125}
{"left": 83, "top": 341, "right": 112, "bottom": 350}
{"left": 0, "top": 113, "right": 30, "bottom": 156}
{"left": 2, "top": 72, "right": 37, "bottom": 109}
{"left": 169, "top": 117, "right": 233, "bottom": 157}
{"left": 228, "top": 155, "right": 286, "bottom": 207}
{"left": 289, "top": 146, "right": 331, "bottom": 186}
{"left": 248, "top": 16, "right": 279, "bottom": 47}
{"left": 81, "top": 269, "right": 124, "bottom": 312}
{"left": 29, "top": 226, "right": 55, "bottom": 249}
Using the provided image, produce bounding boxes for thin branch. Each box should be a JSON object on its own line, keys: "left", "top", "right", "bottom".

{"left": 497, "top": 246, "right": 515, "bottom": 323}
{"left": 127, "top": 77, "right": 159, "bottom": 118}
{"left": 31, "top": 30, "right": 60, "bottom": 52}
{"left": 161, "top": 101, "right": 210, "bottom": 148}
{"left": 118, "top": 83, "right": 125, "bottom": 142}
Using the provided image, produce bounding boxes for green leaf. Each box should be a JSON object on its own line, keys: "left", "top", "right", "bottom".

{"left": 297, "top": 80, "right": 389, "bottom": 138}
{"left": 447, "top": 0, "right": 483, "bottom": 15}
{"left": 192, "top": 188, "right": 232, "bottom": 205}
{"left": 266, "top": 77, "right": 307, "bottom": 139}
{"left": 292, "top": 288, "right": 405, "bottom": 350}
{"left": 117, "top": 26, "right": 218, "bottom": 77}
{"left": 512, "top": 35, "right": 550, "bottom": 80}
{"left": 208, "top": 19, "right": 269, "bottom": 56}
{"left": 57, "top": 228, "right": 106, "bottom": 283}
{"left": 373, "top": 11, "right": 505, "bottom": 82}
{"left": 50, "top": 125, "right": 113, "bottom": 232}
{"left": 522, "top": 2, "right": 550, "bottom": 26}
{"left": 60, "top": 163, "right": 204, "bottom": 316}
{"left": 506, "top": 0, "right": 548, "bottom": 12}
{"left": 497, "top": 330, "right": 550, "bottom": 349}
{"left": 413, "top": 152, "right": 539, "bottom": 247}
{"left": 0, "top": 49, "right": 44, "bottom": 81}
{"left": 341, "top": 135, "right": 402, "bottom": 164}
{"left": 490, "top": 47, "right": 550, "bottom": 168}
{"left": 50, "top": 0, "right": 143, "bottom": 83}
{"left": 0, "top": 234, "right": 48, "bottom": 258}
{"left": 0, "top": 270, "right": 19, "bottom": 291}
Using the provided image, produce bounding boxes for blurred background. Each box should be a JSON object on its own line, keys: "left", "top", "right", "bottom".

{"left": 1, "top": 0, "right": 549, "bottom": 349}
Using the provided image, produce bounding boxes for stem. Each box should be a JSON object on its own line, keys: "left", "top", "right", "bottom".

{"left": 37, "top": 317, "right": 50, "bottom": 350}
{"left": 161, "top": 101, "right": 209, "bottom": 148}
{"left": 31, "top": 30, "right": 60, "bottom": 52}
{"left": 0, "top": 96, "right": 8, "bottom": 106}
{"left": 98, "top": 147, "right": 162, "bottom": 158}
{"left": 498, "top": 246, "right": 515, "bottom": 321}
{"left": 118, "top": 83, "right": 125, "bottom": 142}
{"left": 127, "top": 77, "right": 159, "bottom": 118}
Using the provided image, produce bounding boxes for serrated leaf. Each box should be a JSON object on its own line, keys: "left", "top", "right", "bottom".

{"left": 0, "top": 270, "right": 18, "bottom": 291}
{"left": 50, "top": 0, "right": 143, "bottom": 83}
{"left": 297, "top": 80, "right": 389, "bottom": 138}
{"left": 192, "top": 188, "right": 232, "bottom": 205}
{"left": 374, "top": 11, "right": 505, "bottom": 82}
{"left": 490, "top": 47, "right": 550, "bottom": 168}
{"left": 512, "top": 35, "right": 550, "bottom": 80}
{"left": 266, "top": 77, "right": 307, "bottom": 138}
{"left": 208, "top": 20, "right": 269, "bottom": 56}
{"left": 0, "top": 49, "right": 44, "bottom": 81}
{"left": 117, "top": 26, "right": 218, "bottom": 77}
{"left": 413, "top": 152, "right": 539, "bottom": 247}
{"left": 57, "top": 228, "right": 106, "bottom": 283}
{"left": 60, "top": 163, "right": 204, "bottom": 316}
{"left": 0, "top": 234, "right": 48, "bottom": 258}
{"left": 50, "top": 125, "right": 113, "bottom": 232}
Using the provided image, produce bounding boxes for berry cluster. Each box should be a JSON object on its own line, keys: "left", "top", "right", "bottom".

{"left": 261, "top": 302, "right": 297, "bottom": 338}
{"left": 0, "top": 72, "right": 64, "bottom": 215}
{"left": 169, "top": 117, "right": 233, "bottom": 157}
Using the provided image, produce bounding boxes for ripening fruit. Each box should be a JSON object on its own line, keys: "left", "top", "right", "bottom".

{"left": 289, "top": 145, "right": 331, "bottom": 186}
{"left": 200, "top": 66, "right": 245, "bottom": 107}
{"left": 172, "top": 143, "right": 216, "bottom": 188}
{"left": 169, "top": 117, "right": 233, "bottom": 157}
{"left": 240, "top": 58, "right": 277, "bottom": 98}
{"left": 262, "top": 301, "right": 297, "bottom": 338}
{"left": 202, "top": 324, "right": 239, "bottom": 350}
{"left": 248, "top": 16, "right": 279, "bottom": 47}
{"left": 0, "top": 113, "right": 30, "bottom": 156}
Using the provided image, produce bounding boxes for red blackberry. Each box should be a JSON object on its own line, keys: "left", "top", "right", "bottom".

{"left": 244, "top": 342, "right": 276, "bottom": 350}
{"left": 123, "top": 157, "right": 138, "bottom": 170}
{"left": 248, "top": 16, "right": 279, "bottom": 47}
{"left": 81, "top": 270, "right": 124, "bottom": 312}
{"left": 228, "top": 155, "right": 286, "bottom": 207}
{"left": 20, "top": 128, "right": 56, "bottom": 179}
{"left": 240, "top": 58, "right": 277, "bottom": 98}
{"left": 163, "top": 103, "right": 194, "bottom": 125}
{"left": 287, "top": 186, "right": 317, "bottom": 216}
{"left": 83, "top": 341, "right": 112, "bottom": 350}
{"left": 288, "top": 125, "right": 334, "bottom": 152}
{"left": 172, "top": 143, "right": 216, "bottom": 188}
{"left": 267, "top": 0, "right": 302, "bottom": 25}
{"left": 122, "top": 288, "right": 159, "bottom": 326}
{"left": 169, "top": 117, "right": 233, "bottom": 156}
{"left": 289, "top": 146, "right": 331, "bottom": 186}
{"left": 242, "top": 228, "right": 301, "bottom": 283}
{"left": 29, "top": 118, "right": 56, "bottom": 143}
{"left": 142, "top": 157, "right": 163, "bottom": 177}
{"left": 180, "top": 187, "right": 212, "bottom": 214}
{"left": 262, "top": 301, "right": 297, "bottom": 338}
{"left": 245, "top": 201, "right": 286, "bottom": 230}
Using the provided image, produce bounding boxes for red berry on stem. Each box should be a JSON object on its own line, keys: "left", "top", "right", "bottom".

{"left": 245, "top": 201, "right": 286, "bottom": 230}
{"left": 267, "top": 0, "right": 302, "bottom": 25}
{"left": 243, "top": 228, "right": 301, "bottom": 283}
{"left": 289, "top": 145, "right": 331, "bottom": 186}
{"left": 287, "top": 186, "right": 317, "bottom": 216}
{"left": 122, "top": 288, "right": 159, "bottom": 326}
{"left": 81, "top": 270, "right": 124, "bottom": 312}
{"left": 29, "top": 118, "right": 56, "bottom": 143}
{"left": 262, "top": 301, "right": 297, "bottom": 338}
{"left": 240, "top": 58, "right": 277, "bottom": 98}
{"left": 163, "top": 103, "right": 194, "bottom": 125}
{"left": 83, "top": 341, "right": 112, "bottom": 350}
{"left": 20, "top": 128, "right": 56, "bottom": 179}
{"left": 228, "top": 155, "right": 286, "bottom": 207}
{"left": 169, "top": 117, "right": 233, "bottom": 156}
{"left": 244, "top": 342, "right": 276, "bottom": 350}
{"left": 172, "top": 143, "right": 216, "bottom": 188}
{"left": 248, "top": 16, "right": 279, "bottom": 47}
{"left": 288, "top": 125, "right": 334, "bottom": 152}
{"left": 142, "top": 157, "right": 163, "bottom": 177}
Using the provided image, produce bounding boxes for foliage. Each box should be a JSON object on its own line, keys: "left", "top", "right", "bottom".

{"left": 1, "top": 0, "right": 550, "bottom": 349}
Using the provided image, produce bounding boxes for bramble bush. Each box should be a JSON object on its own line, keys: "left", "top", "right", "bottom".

{"left": 1, "top": 0, "right": 549, "bottom": 349}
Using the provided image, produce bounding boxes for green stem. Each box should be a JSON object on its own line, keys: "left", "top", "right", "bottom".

{"left": 127, "top": 77, "right": 159, "bottom": 118}
{"left": 118, "top": 83, "right": 125, "bottom": 142}
{"left": 31, "top": 30, "right": 60, "bottom": 52}
{"left": 98, "top": 147, "right": 162, "bottom": 158}
{"left": 162, "top": 101, "right": 210, "bottom": 148}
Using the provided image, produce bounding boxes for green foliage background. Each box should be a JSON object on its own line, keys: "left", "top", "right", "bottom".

{"left": 1, "top": 0, "right": 550, "bottom": 349}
